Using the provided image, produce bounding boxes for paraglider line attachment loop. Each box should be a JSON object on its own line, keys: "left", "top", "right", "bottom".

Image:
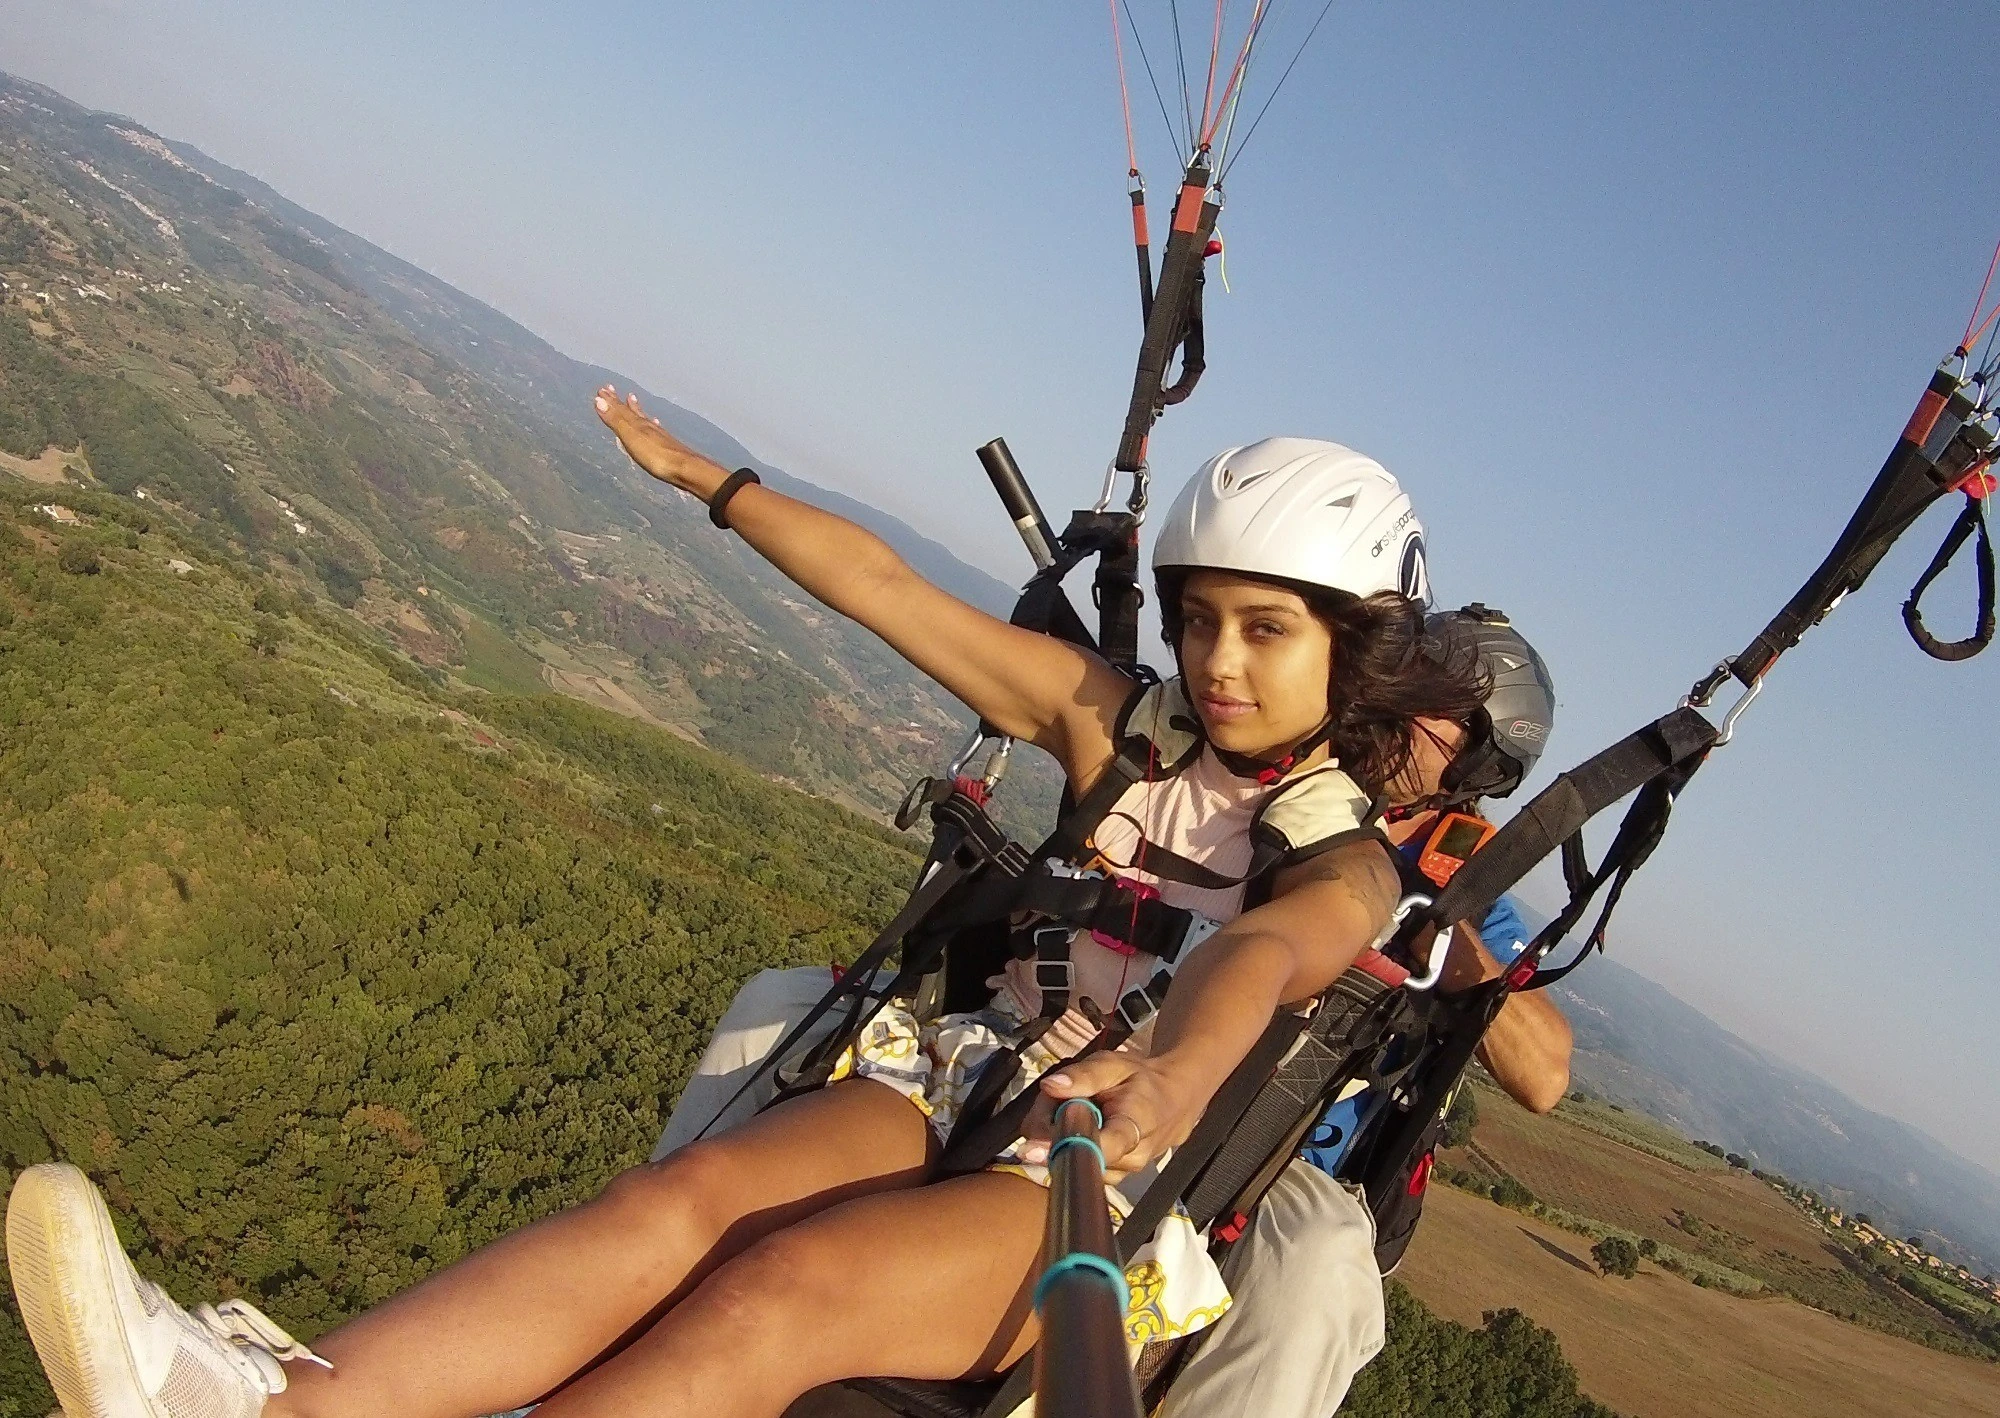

{"left": 1033, "top": 1253, "right": 1130, "bottom": 1316}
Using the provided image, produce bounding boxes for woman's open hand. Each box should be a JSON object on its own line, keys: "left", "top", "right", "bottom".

{"left": 594, "top": 385, "right": 725, "bottom": 499}
{"left": 1019, "top": 1050, "right": 1219, "bottom": 1175}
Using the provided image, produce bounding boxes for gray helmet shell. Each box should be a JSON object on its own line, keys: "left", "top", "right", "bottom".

{"left": 1430, "top": 603, "right": 1556, "bottom": 796}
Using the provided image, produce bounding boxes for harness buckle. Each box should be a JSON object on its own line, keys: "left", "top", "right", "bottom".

{"left": 1090, "top": 877, "right": 1162, "bottom": 955}
{"left": 1032, "top": 927, "right": 1075, "bottom": 996}
{"left": 1116, "top": 986, "right": 1157, "bottom": 1033}
{"left": 1035, "top": 961, "right": 1074, "bottom": 995}
{"left": 1114, "top": 970, "right": 1175, "bottom": 1034}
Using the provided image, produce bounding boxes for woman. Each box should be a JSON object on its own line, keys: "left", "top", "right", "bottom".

{"left": 6, "top": 394, "right": 1484, "bottom": 1418}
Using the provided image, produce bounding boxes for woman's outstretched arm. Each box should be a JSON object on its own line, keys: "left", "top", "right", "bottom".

{"left": 1030, "top": 838, "right": 1401, "bottom": 1171}
{"left": 596, "top": 387, "right": 1131, "bottom": 780}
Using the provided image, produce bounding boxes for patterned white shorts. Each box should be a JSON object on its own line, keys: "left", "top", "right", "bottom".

{"left": 831, "top": 994, "right": 1232, "bottom": 1348}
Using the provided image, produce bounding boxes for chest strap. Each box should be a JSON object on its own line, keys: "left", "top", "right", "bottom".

{"left": 1008, "top": 872, "right": 1200, "bottom": 960}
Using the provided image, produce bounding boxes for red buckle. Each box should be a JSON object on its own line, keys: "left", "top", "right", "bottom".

{"left": 829, "top": 962, "right": 846, "bottom": 983}
{"left": 1091, "top": 877, "right": 1161, "bottom": 954}
{"left": 1408, "top": 1152, "right": 1435, "bottom": 1197}
{"left": 1254, "top": 753, "right": 1295, "bottom": 787}
{"left": 1214, "top": 1211, "right": 1249, "bottom": 1243}
{"left": 1505, "top": 958, "right": 1538, "bottom": 990}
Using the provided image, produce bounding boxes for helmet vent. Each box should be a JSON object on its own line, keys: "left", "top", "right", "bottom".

{"left": 1221, "top": 467, "right": 1278, "bottom": 495}
{"left": 1325, "top": 493, "right": 1357, "bottom": 511}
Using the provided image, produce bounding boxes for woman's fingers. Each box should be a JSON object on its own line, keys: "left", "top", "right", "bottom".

{"left": 593, "top": 385, "right": 705, "bottom": 490}
{"left": 1017, "top": 1055, "right": 1134, "bottom": 1159}
{"left": 1095, "top": 1086, "right": 1166, "bottom": 1170}
{"left": 1017, "top": 1054, "right": 1171, "bottom": 1170}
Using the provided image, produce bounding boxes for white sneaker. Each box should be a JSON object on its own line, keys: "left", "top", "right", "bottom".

{"left": 6, "top": 1164, "right": 330, "bottom": 1418}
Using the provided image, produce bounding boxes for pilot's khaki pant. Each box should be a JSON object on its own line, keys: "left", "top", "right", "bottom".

{"left": 657, "top": 967, "right": 1387, "bottom": 1418}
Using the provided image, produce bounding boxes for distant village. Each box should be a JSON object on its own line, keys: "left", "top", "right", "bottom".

{"left": 1776, "top": 1173, "right": 1999, "bottom": 1304}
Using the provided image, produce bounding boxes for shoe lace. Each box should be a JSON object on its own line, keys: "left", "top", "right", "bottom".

{"left": 192, "top": 1298, "right": 334, "bottom": 1382}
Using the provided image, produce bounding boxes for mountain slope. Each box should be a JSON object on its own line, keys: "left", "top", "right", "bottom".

{"left": 1555, "top": 956, "right": 2000, "bottom": 1274}
{"left": 147, "top": 134, "right": 1021, "bottom": 621}
{"left": 0, "top": 70, "right": 1059, "bottom": 826}
{"left": 0, "top": 474, "right": 932, "bottom": 1413}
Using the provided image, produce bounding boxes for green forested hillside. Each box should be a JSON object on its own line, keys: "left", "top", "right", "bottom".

{"left": 0, "top": 480, "right": 921, "bottom": 1410}
{"left": 0, "top": 72, "right": 1065, "bottom": 824}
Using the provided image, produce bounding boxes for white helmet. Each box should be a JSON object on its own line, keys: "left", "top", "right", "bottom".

{"left": 1152, "top": 438, "right": 1429, "bottom": 603}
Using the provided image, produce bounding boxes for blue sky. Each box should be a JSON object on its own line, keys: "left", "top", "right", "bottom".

{"left": 5, "top": 1, "right": 1998, "bottom": 1169}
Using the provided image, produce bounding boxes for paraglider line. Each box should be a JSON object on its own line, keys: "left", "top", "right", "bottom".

{"left": 1967, "top": 297, "right": 2000, "bottom": 383}
{"left": 1219, "top": 0, "right": 1339, "bottom": 182}
{"left": 1118, "top": 0, "right": 1182, "bottom": 159}
{"left": 1109, "top": 0, "right": 1141, "bottom": 175}
{"left": 1201, "top": 0, "right": 1270, "bottom": 151}
{"left": 1168, "top": 0, "right": 1196, "bottom": 151}
{"left": 1974, "top": 320, "right": 2000, "bottom": 420}
{"left": 1961, "top": 235, "right": 2000, "bottom": 353}
{"left": 1197, "top": 0, "right": 1228, "bottom": 148}
{"left": 1211, "top": 0, "right": 1274, "bottom": 173}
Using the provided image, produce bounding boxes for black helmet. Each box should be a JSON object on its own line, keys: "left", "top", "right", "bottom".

{"left": 1428, "top": 603, "right": 1556, "bottom": 803}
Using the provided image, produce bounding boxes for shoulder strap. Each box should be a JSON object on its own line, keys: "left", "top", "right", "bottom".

{"left": 1250, "top": 765, "right": 1380, "bottom": 866}
{"left": 1120, "top": 676, "right": 1205, "bottom": 776}
{"left": 1041, "top": 675, "right": 1202, "bottom": 865}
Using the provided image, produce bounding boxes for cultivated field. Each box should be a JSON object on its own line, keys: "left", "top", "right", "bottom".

{"left": 1400, "top": 1185, "right": 2000, "bottom": 1418}
{"left": 1446, "top": 1085, "right": 1971, "bottom": 1344}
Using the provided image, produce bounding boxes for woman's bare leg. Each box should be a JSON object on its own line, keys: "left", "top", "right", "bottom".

{"left": 530, "top": 1170, "right": 1055, "bottom": 1418}
{"left": 266, "top": 1081, "right": 933, "bottom": 1418}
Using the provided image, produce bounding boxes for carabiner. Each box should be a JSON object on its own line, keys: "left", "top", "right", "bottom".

{"left": 1368, "top": 893, "right": 1449, "bottom": 991}
{"left": 1713, "top": 675, "right": 1763, "bottom": 748}
{"left": 947, "top": 728, "right": 992, "bottom": 779}
{"left": 1093, "top": 462, "right": 1151, "bottom": 521}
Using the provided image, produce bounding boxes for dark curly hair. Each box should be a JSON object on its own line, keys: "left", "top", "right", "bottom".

{"left": 1158, "top": 572, "right": 1489, "bottom": 796}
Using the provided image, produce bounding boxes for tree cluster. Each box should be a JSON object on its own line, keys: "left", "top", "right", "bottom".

{"left": 1342, "top": 1283, "right": 1620, "bottom": 1417}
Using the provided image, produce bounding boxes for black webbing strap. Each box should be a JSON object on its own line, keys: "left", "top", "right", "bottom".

{"left": 739, "top": 697, "right": 1164, "bottom": 1148}
{"left": 1012, "top": 538, "right": 1104, "bottom": 655}
{"left": 1730, "top": 372, "right": 1962, "bottom": 685}
{"left": 1421, "top": 705, "right": 1719, "bottom": 937}
{"left": 1112, "top": 1010, "right": 1310, "bottom": 1262}
{"left": 1903, "top": 493, "right": 1996, "bottom": 661}
{"left": 1357, "top": 977, "right": 1508, "bottom": 1219}
{"left": 1170, "top": 967, "right": 1407, "bottom": 1231}
{"left": 980, "top": 1361, "right": 1036, "bottom": 1418}
{"left": 1113, "top": 161, "right": 1220, "bottom": 474}
{"left": 1157, "top": 271, "right": 1205, "bottom": 409}
{"left": 937, "top": 1029, "right": 1124, "bottom": 1176}
{"left": 1010, "top": 510, "right": 1148, "bottom": 670}
{"left": 1094, "top": 515, "right": 1145, "bottom": 669}
{"left": 1006, "top": 876, "right": 1197, "bottom": 959}
{"left": 1346, "top": 712, "right": 1721, "bottom": 1205}
{"left": 1520, "top": 756, "right": 1701, "bottom": 990}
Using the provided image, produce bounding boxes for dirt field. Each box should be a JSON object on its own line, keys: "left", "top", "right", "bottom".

{"left": 0, "top": 443, "right": 80, "bottom": 485}
{"left": 1400, "top": 1184, "right": 2000, "bottom": 1418}
{"left": 1450, "top": 1091, "right": 1957, "bottom": 1336}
